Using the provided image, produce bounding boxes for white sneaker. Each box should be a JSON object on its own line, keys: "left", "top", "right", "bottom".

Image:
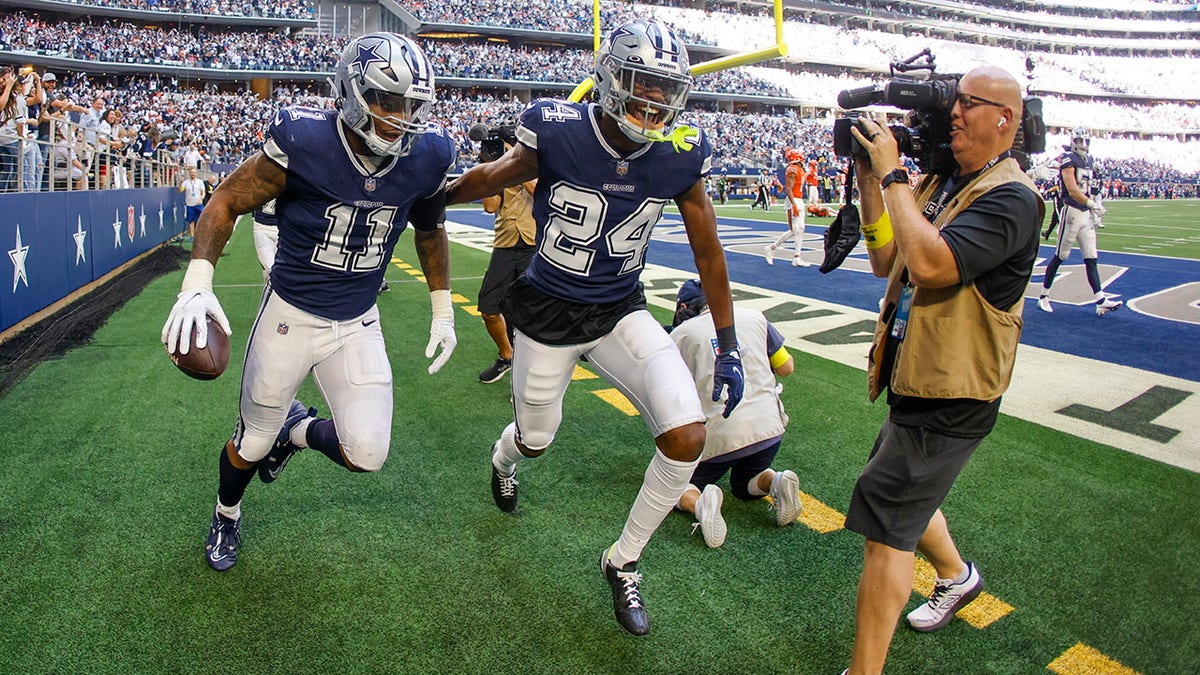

{"left": 906, "top": 561, "right": 985, "bottom": 632}
{"left": 1096, "top": 298, "right": 1123, "bottom": 316}
{"left": 1037, "top": 296, "right": 1053, "bottom": 313}
{"left": 769, "top": 470, "right": 802, "bottom": 527}
{"left": 693, "top": 484, "right": 727, "bottom": 548}
{"left": 764, "top": 245, "right": 775, "bottom": 266}
{"left": 791, "top": 255, "right": 810, "bottom": 268}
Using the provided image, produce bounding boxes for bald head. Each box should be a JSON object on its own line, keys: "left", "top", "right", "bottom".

{"left": 961, "top": 66, "right": 1023, "bottom": 120}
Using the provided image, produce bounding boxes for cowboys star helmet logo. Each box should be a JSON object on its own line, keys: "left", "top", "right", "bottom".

{"left": 348, "top": 38, "right": 389, "bottom": 79}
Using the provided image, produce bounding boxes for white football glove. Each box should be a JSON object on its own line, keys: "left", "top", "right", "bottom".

{"left": 1086, "top": 198, "right": 1107, "bottom": 216}
{"left": 425, "top": 289, "right": 456, "bottom": 375}
{"left": 161, "top": 259, "right": 231, "bottom": 354}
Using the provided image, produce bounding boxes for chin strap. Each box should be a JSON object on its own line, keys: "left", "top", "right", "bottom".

{"left": 645, "top": 125, "right": 699, "bottom": 153}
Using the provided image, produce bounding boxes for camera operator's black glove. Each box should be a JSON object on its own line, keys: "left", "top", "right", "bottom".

{"left": 820, "top": 161, "right": 862, "bottom": 274}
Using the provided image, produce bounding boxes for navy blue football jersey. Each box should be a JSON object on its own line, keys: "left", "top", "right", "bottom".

{"left": 1057, "top": 150, "right": 1093, "bottom": 211}
{"left": 515, "top": 99, "right": 712, "bottom": 304}
{"left": 262, "top": 107, "right": 455, "bottom": 320}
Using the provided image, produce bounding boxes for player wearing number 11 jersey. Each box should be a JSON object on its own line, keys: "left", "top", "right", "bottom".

{"left": 160, "top": 33, "right": 457, "bottom": 571}
{"left": 448, "top": 18, "right": 745, "bottom": 637}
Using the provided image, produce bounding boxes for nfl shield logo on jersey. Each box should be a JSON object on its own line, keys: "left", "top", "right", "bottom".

{"left": 277, "top": 322, "right": 289, "bottom": 335}
{"left": 616, "top": 160, "right": 629, "bottom": 176}
{"left": 364, "top": 177, "right": 377, "bottom": 192}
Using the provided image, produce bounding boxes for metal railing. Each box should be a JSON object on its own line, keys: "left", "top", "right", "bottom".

{"left": 0, "top": 117, "right": 207, "bottom": 194}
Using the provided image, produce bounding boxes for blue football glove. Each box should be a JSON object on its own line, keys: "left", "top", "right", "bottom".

{"left": 712, "top": 349, "right": 745, "bottom": 418}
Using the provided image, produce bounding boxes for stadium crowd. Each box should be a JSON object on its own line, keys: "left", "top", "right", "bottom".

{"left": 4, "top": 67, "right": 1195, "bottom": 198}
{"left": 50, "top": 0, "right": 312, "bottom": 20}
{"left": 0, "top": 11, "right": 346, "bottom": 71}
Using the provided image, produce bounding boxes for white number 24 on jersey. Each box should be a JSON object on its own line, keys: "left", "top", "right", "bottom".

{"left": 541, "top": 182, "right": 667, "bottom": 277}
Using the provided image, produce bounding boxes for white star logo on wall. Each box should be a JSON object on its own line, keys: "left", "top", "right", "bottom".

{"left": 74, "top": 216, "right": 88, "bottom": 265}
{"left": 113, "top": 210, "right": 122, "bottom": 248}
{"left": 9, "top": 225, "right": 30, "bottom": 292}
{"left": 139, "top": 206, "right": 147, "bottom": 237}
{"left": 158, "top": 203, "right": 164, "bottom": 230}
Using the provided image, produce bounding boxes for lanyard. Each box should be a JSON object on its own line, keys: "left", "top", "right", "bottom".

{"left": 922, "top": 150, "right": 1011, "bottom": 223}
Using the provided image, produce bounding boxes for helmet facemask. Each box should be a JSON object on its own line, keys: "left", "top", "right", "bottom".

{"left": 1070, "top": 127, "right": 1090, "bottom": 157}
{"left": 334, "top": 33, "right": 434, "bottom": 157}
{"left": 594, "top": 20, "right": 693, "bottom": 145}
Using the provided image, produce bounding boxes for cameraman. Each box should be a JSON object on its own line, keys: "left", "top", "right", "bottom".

{"left": 476, "top": 131, "right": 536, "bottom": 384}
{"left": 842, "top": 66, "right": 1042, "bottom": 675}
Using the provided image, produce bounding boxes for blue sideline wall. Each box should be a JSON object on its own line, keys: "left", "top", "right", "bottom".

{"left": 1, "top": 188, "right": 187, "bottom": 332}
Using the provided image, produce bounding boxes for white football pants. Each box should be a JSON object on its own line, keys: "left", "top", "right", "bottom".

{"left": 234, "top": 286, "right": 393, "bottom": 470}
{"left": 510, "top": 309, "right": 705, "bottom": 450}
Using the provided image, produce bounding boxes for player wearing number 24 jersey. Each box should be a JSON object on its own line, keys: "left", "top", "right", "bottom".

{"left": 161, "top": 33, "right": 457, "bottom": 572}
{"left": 448, "top": 18, "right": 745, "bottom": 637}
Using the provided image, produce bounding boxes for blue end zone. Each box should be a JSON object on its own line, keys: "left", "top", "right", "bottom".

{"left": 450, "top": 208, "right": 1200, "bottom": 383}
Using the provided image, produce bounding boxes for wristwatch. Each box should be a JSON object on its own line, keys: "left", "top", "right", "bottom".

{"left": 880, "top": 168, "right": 910, "bottom": 190}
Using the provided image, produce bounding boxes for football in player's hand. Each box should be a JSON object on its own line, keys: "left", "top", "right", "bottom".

{"left": 168, "top": 316, "right": 230, "bottom": 380}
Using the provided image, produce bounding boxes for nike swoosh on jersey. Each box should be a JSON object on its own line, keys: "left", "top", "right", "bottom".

{"left": 362, "top": 319, "right": 377, "bottom": 327}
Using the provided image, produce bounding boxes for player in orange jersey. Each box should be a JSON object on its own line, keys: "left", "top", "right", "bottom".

{"left": 764, "top": 147, "right": 810, "bottom": 267}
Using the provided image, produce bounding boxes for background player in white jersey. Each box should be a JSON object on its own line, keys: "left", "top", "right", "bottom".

{"left": 667, "top": 280, "right": 801, "bottom": 549}
{"left": 1037, "top": 127, "right": 1122, "bottom": 316}
{"left": 251, "top": 198, "right": 278, "bottom": 281}
{"left": 447, "top": 18, "right": 745, "bottom": 636}
{"left": 161, "top": 33, "right": 458, "bottom": 572}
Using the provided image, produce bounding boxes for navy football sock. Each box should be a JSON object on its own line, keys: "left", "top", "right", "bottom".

{"left": 1084, "top": 257, "right": 1102, "bottom": 294}
{"left": 218, "top": 444, "right": 256, "bottom": 509}
{"left": 305, "top": 418, "right": 348, "bottom": 468}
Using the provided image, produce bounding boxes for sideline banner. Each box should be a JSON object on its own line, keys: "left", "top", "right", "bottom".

{"left": 1, "top": 187, "right": 186, "bottom": 331}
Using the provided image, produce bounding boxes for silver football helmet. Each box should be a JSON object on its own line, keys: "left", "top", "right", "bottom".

{"left": 593, "top": 19, "right": 693, "bottom": 144}
{"left": 1070, "top": 126, "right": 1090, "bottom": 156}
{"left": 332, "top": 32, "right": 434, "bottom": 157}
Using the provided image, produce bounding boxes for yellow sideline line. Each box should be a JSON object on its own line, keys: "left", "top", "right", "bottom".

{"left": 592, "top": 388, "right": 639, "bottom": 416}
{"left": 1048, "top": 643, "right": 1141, "bottom": 675}
{"left": 572, "top": 365, "right": 599, "bottom": 380}
{"left": 912, "top": 558, "right": 1014, "bottom": 629}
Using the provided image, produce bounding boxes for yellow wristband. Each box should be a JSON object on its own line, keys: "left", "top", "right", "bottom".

{"left": 861, "top": 210, "right": 894, "bottom": 250}
{"left": 768, "top": 346, "right": 790, "bottom": 370}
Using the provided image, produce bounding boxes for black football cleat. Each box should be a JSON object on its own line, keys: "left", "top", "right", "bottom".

{"left": 259, "top": 400, "right": 317, "bottom": 484}
{"left": 205, "top": 510, "right": 241, "bottom": 572}
{"left": 490, "top": 444, "right": 518, "bottom": 513}
{"left": 601, "top": 551, "right": 650, "bottom": 636}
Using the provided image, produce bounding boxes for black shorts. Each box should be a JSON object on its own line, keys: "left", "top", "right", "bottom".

{"left": 689, "top": 439, "right": 782, "bottom": 501}
{"left": 844, "top": 415, "right": 981, "bottom": 551}
{"left": 502, "top": 275, "right": 646, "bottom": 346}
{"left": 478, "top": 242, "right": 534, "bottom": 315}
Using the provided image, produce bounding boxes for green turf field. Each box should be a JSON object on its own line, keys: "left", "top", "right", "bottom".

{"left": 0, "top": 215, "right": 1196, "bottom": 674}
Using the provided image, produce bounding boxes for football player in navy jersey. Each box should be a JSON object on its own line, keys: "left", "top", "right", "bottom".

{"left": 1037, "top": 127, "right": 1122, "bottom": 316}
{"left": 447, "top": 18, "right": 745, "bottom": 636}
{"left": 161, "top": 33, "right": 458, "bottom": 572}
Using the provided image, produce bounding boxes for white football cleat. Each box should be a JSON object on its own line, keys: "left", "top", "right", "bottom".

{"left": 764, "top": 245, "right": 775, "bottom": 266}
{"left": 1037, "top": 296, "right": 1053, "bottom": 313}
{"left": 769, "top": 470, "right": 803, "bottom": 526}
{"left": 693, "top": 484, "right": 727, "bottom": 548}
{"left": 1096, "top": 298, "right": 1123, "bottom": 316}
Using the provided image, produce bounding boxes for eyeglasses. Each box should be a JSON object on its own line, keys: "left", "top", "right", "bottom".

{"left": 955, "top": 92, "right": 1007, "bottom": 111}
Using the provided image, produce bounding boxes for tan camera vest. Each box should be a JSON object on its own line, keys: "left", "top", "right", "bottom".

{"left": 867, "top": 158, "right": 1040, "bottom": 403}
